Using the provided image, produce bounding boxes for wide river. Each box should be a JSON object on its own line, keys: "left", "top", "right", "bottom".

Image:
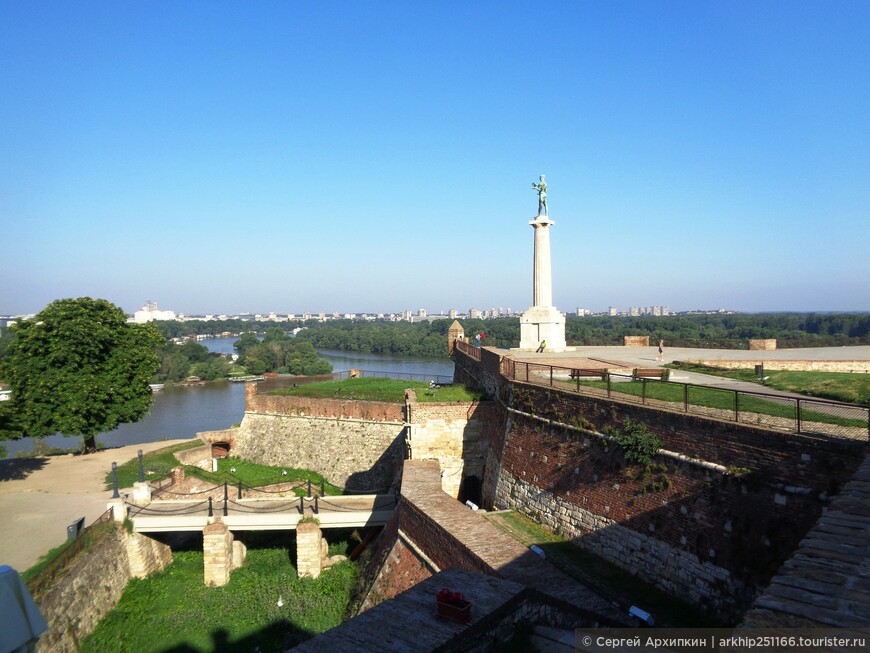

{"left": 2, "top": 338, "right": 455, "bottom": 458}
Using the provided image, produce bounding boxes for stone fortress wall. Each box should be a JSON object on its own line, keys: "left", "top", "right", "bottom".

{"left": 452, "top": 348, "right": 866, "bottom": 622}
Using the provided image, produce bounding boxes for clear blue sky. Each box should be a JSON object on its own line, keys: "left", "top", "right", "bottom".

{"left": 2, "top": 2, "right": 868, "bottom": 316}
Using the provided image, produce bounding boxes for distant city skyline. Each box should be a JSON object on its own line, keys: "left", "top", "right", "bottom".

{"left": 2, "top": 3, "right": 868, "bottom": 316}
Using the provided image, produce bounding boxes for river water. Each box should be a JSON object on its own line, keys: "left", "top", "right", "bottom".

{"left": 1, "top": 338, "right": 454, "bottom": 458}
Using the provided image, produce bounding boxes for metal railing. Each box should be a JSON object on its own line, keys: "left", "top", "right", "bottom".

{"left": 505, "top": 360, "right": 869, "bottom": 440}
{"left": 454, "top": 340, "right": 481, "bottom": 361}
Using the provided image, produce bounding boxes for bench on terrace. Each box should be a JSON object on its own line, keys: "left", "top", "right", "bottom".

{"left": 569, "top": 368, "right": 607, "bottom": 381}
{"left": 633, "top": 368, "right": 666, "bottom": 380}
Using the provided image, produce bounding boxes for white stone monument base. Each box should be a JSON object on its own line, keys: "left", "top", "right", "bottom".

{"left": 518, "top": 306, "right": 567, "bottom": 351}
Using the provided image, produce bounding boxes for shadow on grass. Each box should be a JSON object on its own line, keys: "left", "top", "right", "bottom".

{"left": 161, "top": 623, "right": 317, "bottom": 653}
{"left": 0, "top": 456, "right": 48, "bottom": 481}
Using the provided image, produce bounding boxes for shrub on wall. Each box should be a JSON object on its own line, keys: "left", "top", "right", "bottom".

{"left": 610, "top": 419, "right": 662, "bottom": 465}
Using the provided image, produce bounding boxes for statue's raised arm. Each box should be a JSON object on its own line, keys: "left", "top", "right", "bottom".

{"left": 531, "top": 174, "right": 548, "bottom": 216}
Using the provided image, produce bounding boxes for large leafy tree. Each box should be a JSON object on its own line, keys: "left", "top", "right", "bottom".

{"left": 0, "top": 298, "right": 164, "bottom": 451}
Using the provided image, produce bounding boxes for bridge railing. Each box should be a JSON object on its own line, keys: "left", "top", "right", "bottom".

{"left": 505, "top": 361, "right": 869, "bottom": 441}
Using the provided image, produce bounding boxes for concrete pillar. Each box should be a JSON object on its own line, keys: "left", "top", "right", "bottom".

{"left": 203, "top": 520, "right": 234, "bottom": 586}
{"left": 519, "top": 214, "right": 567, "bottom": 351}
{"left": 531, "top": 215, "right": 554, "bottom": 308}
{"left": 296, "top": 521, "right": 323, "bottom": 579}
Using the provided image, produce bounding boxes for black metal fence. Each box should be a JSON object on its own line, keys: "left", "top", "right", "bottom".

{"left": 504, "top": 360, "right": 869, "bottom": 441}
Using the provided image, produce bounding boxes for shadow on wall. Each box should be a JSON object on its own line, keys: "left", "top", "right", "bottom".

{"left": 344, "top": 429, "right": 407, "bottom": 493}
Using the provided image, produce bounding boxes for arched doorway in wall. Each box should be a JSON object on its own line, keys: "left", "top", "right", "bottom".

{"left": 459, "top": 475, "right": 482, "bottom": 506}
{"left": 211, "top": 442, "right": 231, "bottom": 459}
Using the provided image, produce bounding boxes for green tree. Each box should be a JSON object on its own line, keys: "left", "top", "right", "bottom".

{"left": 0, "top": 298, "right": 164, "bottom": 451}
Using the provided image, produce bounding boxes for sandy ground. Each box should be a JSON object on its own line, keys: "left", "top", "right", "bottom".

{"left": 0, "top": 439, "right": 192, "bottom": 572}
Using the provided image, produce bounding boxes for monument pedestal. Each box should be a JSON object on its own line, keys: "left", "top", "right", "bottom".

{"left": 519, "top": 305, "right": 566, "bottom": 352}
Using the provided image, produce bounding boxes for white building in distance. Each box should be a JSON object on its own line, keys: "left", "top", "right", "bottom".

{"left": 132, "top": 301, "right": 176, "bottom": 323}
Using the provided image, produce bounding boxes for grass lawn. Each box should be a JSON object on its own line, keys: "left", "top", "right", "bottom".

{"left": 568, "top": 378, "right": 865, "bottom": 429}
{"left": 668, "top": 362, "right": 870, "bottom": 404}
{"left": 268, "top": 377, "right": 488, "bottom": 403}
{"left": 105, "top": 439, "right": 205, "bottom": 489}
{"left": 485, "top": 510, "right": 725, "bottom": 627}
{"left": 80, "top": 536, "right": 358, "bottom": 653}
{"left": 106, "top": 442, "right": 344, "bottom": 494}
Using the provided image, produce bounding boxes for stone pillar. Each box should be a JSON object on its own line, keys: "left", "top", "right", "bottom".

{"left": 531, "top": 215, "right": 554, "bottom": 308}
{"left": 518, "top": 214, "right": 567, "bottom": 351}
{"left": 107, "top": 499, "right": 126, "bottom": 522}
{"left": 203, "top": 521, "right": 234, "bottom": 586}
{"left": 132, "top": 481, "right": 152, "bottom": 506}
{"left": 170, "top": 466, "right": 185, "bottom": 485}
{"left": 232, "top": 539, "right": 247, "bottom": 569}
{"left": 296, "top": 521, "right": 323, "bottom": 579}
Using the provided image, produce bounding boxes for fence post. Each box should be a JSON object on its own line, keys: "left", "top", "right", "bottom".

{"left": 307, "top": 479, "right": 312, "bottom": 498}
{"left": 137, "top": 449, "right": 144, "bottom": 483}
{"left": 642, "top": 379, "right": 647, "bottom": 404}
{"left": 314, "top": 495, "right": 319, "bottom": 514}
{"left": 734, "top": 391, "right": 739, "bottom": 422}
{"left": 550, "top": 366, "right": 554, "bottom": 387}
{"left": 607, "top": 374, "right": 611, "bottom": 398}
{"left": 320, "top": 479, "right": 325, "bottom": 496}
{"left": 796, "top": 398, "right": 802, "bottom": 434}
{"left": 299, "top": 496, "right": 304, "bottom": 514}
{"left": 111, "top": 462, "right": 120, "bottom": 499}
{"left": 208, "top": 497, "right": 213, "bottom": 517}
{"left": 683, "top": 384, "right": 689, "bottom": 412}
{"left": 223, "top": 482, "right": 228, "bottom": 516}
{"left": 238, "top": 480, "right": 242, "bottom": 499}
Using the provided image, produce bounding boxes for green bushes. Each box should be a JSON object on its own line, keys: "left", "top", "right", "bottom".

{"left": 609, "top": 419, "right": 662, "bottom": 465}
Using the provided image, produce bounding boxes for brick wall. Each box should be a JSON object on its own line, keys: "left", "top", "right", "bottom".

{"left": 246, "top": 382, "right": 405, "bottom": 421}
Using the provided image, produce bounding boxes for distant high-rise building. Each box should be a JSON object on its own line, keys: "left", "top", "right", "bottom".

{"left": 448, "top": 309, "right": 458, "bottom": 319}
{"left": 629, "top": 306, "right": 639, "bottom": 316}
{"left": 132, "top": 301, "right": 176, "bottom": 323}
{"left": 469, "top": 308, "right": 482, "bottom": 319}
{"left": 608, "top": 306, "right": 617, "bottom": 316}
{"left": 418, "top": 308, "right": 427, "bottom": 318}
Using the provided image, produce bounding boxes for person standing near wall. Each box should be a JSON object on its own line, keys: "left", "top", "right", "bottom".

{"left": 657, "top": 339, "right": 664, "bottom": 361}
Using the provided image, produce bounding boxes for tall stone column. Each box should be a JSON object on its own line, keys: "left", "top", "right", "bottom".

{"left": 519, "top": 215, "right": 567, "bottom": 351}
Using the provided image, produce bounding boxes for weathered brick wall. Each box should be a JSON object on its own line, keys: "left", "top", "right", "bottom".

{"left": 491, "top": 398, "right": 864, "bottom": 621}
{"left": 233, "top": 413, "right": 405, "bottom": 491}
{"left": 246, "top": 382, "right": 405, "bottom": 421}
{"left": 624, "top": 336, "right": 650, "bottom": 347}
{"left": 36, "top": 528, "right": 171, "bottom": 652}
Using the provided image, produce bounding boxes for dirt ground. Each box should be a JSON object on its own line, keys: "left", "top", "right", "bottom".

{"left": 0, "top": 439, "right": 191, "bottom": 571}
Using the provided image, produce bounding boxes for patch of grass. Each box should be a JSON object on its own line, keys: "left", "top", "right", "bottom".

{"left": 668, "top": 363, "right": 870, "bottom": 404}
{"left": 485, "top": 510, "right": 724, "bottom": 627}
{"left": 80, "top": 544, "right": 359, "bottom": 653}
{"left": 190, "top": 458, "right": 344, "bottom": 495}
{"left": 576, "top": 378, "right": 865, "bottom": 428}
{"left": 104, "top": 439, "right": 204, "bottom": 489}
{"left": 268, "top": 377, "right": 487, "bottom": 403}
{"left": 23, "top": 520, "right": 118, "bottom": 599}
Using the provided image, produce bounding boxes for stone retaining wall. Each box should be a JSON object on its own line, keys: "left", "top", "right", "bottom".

{"left": 232, "top": 413, "right": 405, "bottom": 491}
{"left": 36, "top": 527, "right": 170, "bottom": 652}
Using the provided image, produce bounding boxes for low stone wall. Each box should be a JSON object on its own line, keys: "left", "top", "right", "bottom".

{"left": 624, "top": 336, "right": 650, "bottom": 347}
{"left": 749, "top": 339, "right": 777, "bottom": 350}
{"left": 36, "top": 527, "right": 171, "bottom": 652}
{"left": 174, "top": 443, "right": 211, "bottom": 467}
{"left": 685, "top": 359, "right": 870, "bottom": 373}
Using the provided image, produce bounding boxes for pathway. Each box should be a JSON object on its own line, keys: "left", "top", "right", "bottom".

{"left": 0, "top": 439, "right": 192, "bottom": 571}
